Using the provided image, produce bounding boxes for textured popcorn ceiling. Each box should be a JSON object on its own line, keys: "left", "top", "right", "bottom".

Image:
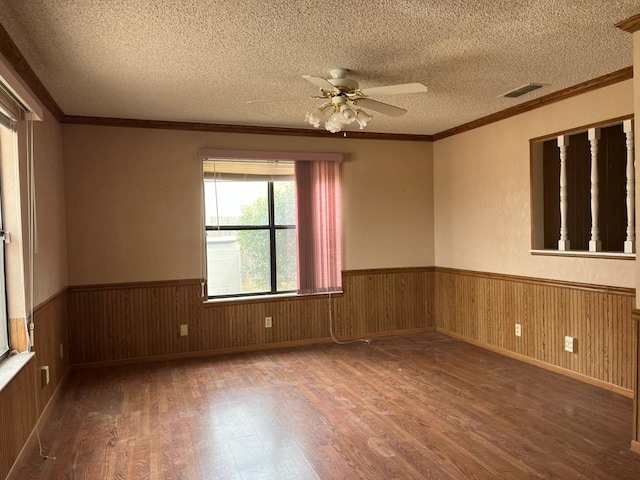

{"left": 0, "top": 1, "right": 638, "bottom": 135}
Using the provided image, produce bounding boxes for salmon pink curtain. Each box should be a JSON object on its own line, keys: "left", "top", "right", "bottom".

{"left": 295, "top": 161, "right": 342, "bottom": 294}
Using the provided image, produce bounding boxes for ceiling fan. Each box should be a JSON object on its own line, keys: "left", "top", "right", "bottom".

{"left": 247, "top": 68, "right": 428, "bottom": 133}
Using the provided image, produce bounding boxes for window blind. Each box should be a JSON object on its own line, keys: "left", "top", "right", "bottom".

{"left": 203, "top": 159, "right": 295, "bottom": 181}
{"left": 0, "top": 83, "right": 21, "bottom": 130}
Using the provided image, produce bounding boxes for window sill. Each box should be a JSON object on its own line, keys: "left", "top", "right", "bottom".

{"left": 0, "top": 351, "right": 34, "bottom": 393}
{"left": 204, "top": 290, "right": 344, "bottom": 307}
{"left": 530, "top": 249, "right": 635, "bottom": 260}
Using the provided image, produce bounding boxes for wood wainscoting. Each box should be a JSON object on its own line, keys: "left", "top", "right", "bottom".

{"left": 0, "top": 288, "right": 69, "bottom": 480}
{"left": 67, "top": 279, "right": 203, "bottom": 365}
{"left": 67, "top": 268, "right": 436, "bottom": 366}
{"left": 632, "top": 308, "right": 640, "bottom": 453}
{"left": 435, "top": 268, "right": 636, "bottom": 397}
{"left": 0, "top": 357, "right": 37, "bottom": 480}
{"left": 33, "top": 289, "right": 70, "bottom": 412}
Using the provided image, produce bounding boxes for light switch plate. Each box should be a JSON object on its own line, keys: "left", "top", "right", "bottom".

{"left": 564, "top": 335, "right": 576, "bottom": 353}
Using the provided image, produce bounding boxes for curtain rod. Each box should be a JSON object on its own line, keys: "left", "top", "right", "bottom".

{"left": 197, "top": 148, "right": 342, "bottom": 162}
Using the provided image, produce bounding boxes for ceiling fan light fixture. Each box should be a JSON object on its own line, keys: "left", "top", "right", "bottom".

{"left": 305, "top": 98, "right": 373, "bottom": 133}
{"left": 325, "top": 111, "right": 346, "bottom": 133}
{"left": 340, "top": 104, "right": 357, "bottom": 124}
{"left": 355, "top": 109, "right": 372, "bottom": 129}
{"left": 325, "top": 121, "right": 342, "bottom": 133}
{"left": 305, "top": 108, "right": 324, "bottom": 128}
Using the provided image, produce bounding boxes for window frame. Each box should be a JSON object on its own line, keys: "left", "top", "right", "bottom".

{"left": 204, "top": 179, "right": 296, "bottom": 299}
{"left": 199, "top": 149, "right": 343, "bottom": 301}
{"left": 0, "top": 122, "right": 12, "bottom": 361}
{"left": 0, "top": 64, "right": 47, "bottom": 367}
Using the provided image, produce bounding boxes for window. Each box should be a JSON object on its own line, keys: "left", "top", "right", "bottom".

{"left": 0, "top": 161, "right": 7, "bottom": 358}
{"left": 530, "top": 118, "right": 634, "bottom": 255}
{"left": 204, "top": 161, "right": 297, "bottom": 297}
{"left": 0, "top": 68, "right": 43, "bottom": 360}
{"left": 0, "top": 100, "right": 14, "bottom": 360}
{"left": 201, "top": 150, "right": 342, "bottom": 299}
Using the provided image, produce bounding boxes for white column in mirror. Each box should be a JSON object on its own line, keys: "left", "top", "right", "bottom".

{"left": 588, "top": 128, "right": 601, "bottom": 252}
{"left": 558, "top": 135, "right": 570, "bottom": 251}
{"left": 623, "top": 119, "right": 635, "bottom": 253}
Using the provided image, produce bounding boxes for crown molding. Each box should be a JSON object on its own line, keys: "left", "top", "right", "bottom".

{"left": 61, "top": 115, "right": 434, "bottom": 141}
{"left": 0, "top": 21, "right": 65, "bottom": 121}
{"left": 433, "top": 67, "right": 633, "bottom": 141}
{"left": 616, "top": 14, "right": 640, "bottom": 33}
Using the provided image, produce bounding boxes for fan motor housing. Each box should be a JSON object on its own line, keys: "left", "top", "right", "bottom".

{"left": 328, "top": 68, "right": 359, "bottom": 92}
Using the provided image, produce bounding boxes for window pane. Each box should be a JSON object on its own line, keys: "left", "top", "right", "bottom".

{"left": 599, "top": 124, "right": 626, "bottom": 252}
{"left": 566, "top": 131, "right": 590, "bottom": 251}
{"left": 206, "top": 230, "right": 270, "bottom": 295}
{"left": 274, "top": 180, "right": 296, "bottom": 225}
{"left": 0, "top": 241, "right": 7, "bottom": 356}
{"left": 0, "top": 127, "right": 10, "bottom": 358}
{"left": 276, "top": 229, "right": 297, "bottom": 291}
{"left": 204, "top": 180, "right": 268, "bottom": 226}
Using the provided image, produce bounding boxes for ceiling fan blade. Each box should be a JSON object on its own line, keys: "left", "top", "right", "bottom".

{"left": 354, "top": 98, "right": 407, "bottom": 117}
{"left": 359, "top": 82, "right": 428, "bottom": 96}
{"left": 302, "top": 75, "right": 337, "bottom": 91}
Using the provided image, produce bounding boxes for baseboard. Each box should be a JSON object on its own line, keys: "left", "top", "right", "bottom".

{"left": 5, "top": 367, "right": 70, "bottom": 479}
{"left": 72, "top": 338, "right": 337, "bottom": 368}
{"left": 72, "top": 327, "right": 436, "bottom": 369}
{"left": 437, "top": 328, "right": 633, "bottom": 399}
{"left": 631, "top": 441, "right": 640, "bottom": 455}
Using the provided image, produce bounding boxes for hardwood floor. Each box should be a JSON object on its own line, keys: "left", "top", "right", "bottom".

{"left": 9, "top": 333, "right": 640, "bottom": 479}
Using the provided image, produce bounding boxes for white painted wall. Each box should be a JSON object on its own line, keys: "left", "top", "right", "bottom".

{"left": 434, "top": 79, "right": 635, "bottom": 288}
{"left": 62, "top": 127, "right": 434, "bottom": 285}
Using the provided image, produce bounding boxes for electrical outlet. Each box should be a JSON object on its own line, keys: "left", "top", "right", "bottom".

{"left": 60, "top": 343, "right": 64, "bottom": 358}
{"left": 515, "top": 323, "right": 522, "bottom": 337}
{"left": 40, "top": 366, "right": 50, "bottom": 386}
{"left": 180, "top": 324, "right": 188, "bottom": 336}
{"left": 564, "top": 335, "right": 576, "bottom": 353}
{"left": 265, "top": 316, "right": 272, "bottom": 328}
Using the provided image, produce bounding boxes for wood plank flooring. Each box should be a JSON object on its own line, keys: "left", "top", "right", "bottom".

{"left": 9, "top": 333, "right": 640, "bottom": 479}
